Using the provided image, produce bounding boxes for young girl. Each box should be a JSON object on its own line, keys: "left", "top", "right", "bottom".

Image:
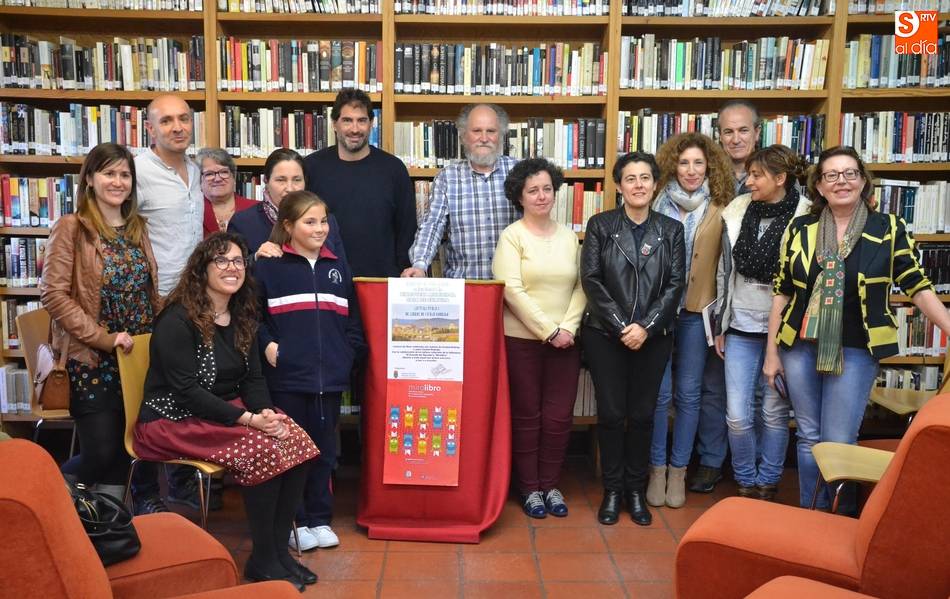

{"left": 254, "top": 190, "right": 366, "bottom": 552}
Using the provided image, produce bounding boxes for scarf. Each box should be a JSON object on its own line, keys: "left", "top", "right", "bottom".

{"left": 262, "top": 189, "right": 279, "bottom": 225}
{"left": 732, "top": 187, "right": 800, "bottom": 284}
{"left": 662, "top": 179, "right": 710, "bottom": 212}
{"left": 800, "top": 202, "right": 869, "bottom": 374}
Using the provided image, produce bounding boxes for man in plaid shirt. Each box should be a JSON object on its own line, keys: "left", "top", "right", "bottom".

{"left": 402, "top": 104, "right": 520, "bottom": 280}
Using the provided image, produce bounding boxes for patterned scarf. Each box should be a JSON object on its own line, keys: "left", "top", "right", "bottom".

{"left": 733, "top": 187, "right": 800, "bottom": 284}
{"left": 800, "top": 202, "right": 868, "bottom": 374}
{"left": 262, "top": 189, "right": 279, "bottom": 225}
{"left": 655, "top": 180, "right": 710, "bottom": 282}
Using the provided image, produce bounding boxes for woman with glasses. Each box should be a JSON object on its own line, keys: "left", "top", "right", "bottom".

{"left": 254, "top": 190, "right": 365, "bottom": 553}
{"left": 715, "top": 145, "right": 810, "bottom": 501}
{"left": 197, "top": 148, "right": 256, "bottom": 238}
{"left": 134, "top": 232, "right": 319, "bottom": 591}
{"left": 764, "top": 145, "right": 950, "bottom": 510}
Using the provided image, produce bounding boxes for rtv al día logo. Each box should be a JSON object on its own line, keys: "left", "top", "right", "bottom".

{"left": 894, "top": 10, "right": 938, "bottom": 54}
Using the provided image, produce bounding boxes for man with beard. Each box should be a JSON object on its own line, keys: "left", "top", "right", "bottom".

{"left": 304, "top": 89, "right": 415, "bottom": 278}
{"left": 402, "top": 103, "right": 519, "bottom": 279}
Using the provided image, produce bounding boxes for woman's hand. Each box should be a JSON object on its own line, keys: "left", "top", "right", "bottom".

{"left": 255, "top": 241, "right": 283, "bottom": 259}
{"left": 113, "top": 332, "right": 134, "bottom": 354}
{"left": 264, "top": 342, "right": 279, "bottom": 367}
{"left": 253, "top": 410, "right": 289, "bottom": 438}
{"left": 620, "top": 323, "right": 648, "bottom": 351}
{"left": 549, "top": 330, "right": 575, "bottom": 349}
{"left": 714, "top": 334, "right": 725, "bottom": 359}
{"left": 763, "top": 348, "right": 784, "bottom": 389}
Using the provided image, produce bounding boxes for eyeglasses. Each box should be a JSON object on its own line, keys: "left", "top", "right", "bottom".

{"left": 202, "top": 169, "right": 232, "bottom": 181}
{"left": 820, "top": 169, "right": 862, "bottom": 183}
{"left": 212, "top": 256, "right": 246, "bottom": 270}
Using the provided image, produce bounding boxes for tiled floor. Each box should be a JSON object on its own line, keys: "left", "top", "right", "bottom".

{"left": 200, "top": 457, "right": 802, "bottom": 598}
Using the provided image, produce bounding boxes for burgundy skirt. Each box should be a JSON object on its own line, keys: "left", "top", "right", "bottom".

{"left": 133, "top": 398, "right": 319, "bottom": 486}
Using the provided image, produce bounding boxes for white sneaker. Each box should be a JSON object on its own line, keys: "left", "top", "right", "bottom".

{"left": 308, "top": 525, "right": 340, "bottom": 548}
{"left": 289, "top": 526, "right": 319, "bottom": 551}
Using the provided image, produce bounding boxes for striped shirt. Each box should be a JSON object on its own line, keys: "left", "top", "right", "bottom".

{"left": 409, "top": 156, "right": 519, "bottom": 280}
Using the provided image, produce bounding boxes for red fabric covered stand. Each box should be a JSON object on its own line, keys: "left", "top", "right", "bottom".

{"left": 354, "top": 279, "right": 511, "bottom": 543}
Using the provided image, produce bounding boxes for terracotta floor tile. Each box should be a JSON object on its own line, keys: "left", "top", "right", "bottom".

{"left": 495, "top": 499, "right": 531, "bottom": 527}
{"left": 462, "top": 553, "right": 539, "bottom": 582}
{"left": 301, "top": 580, "right": 377, "bottom": 598}
{"left": 533, "top": 527, "right": 607, "bottom": 553}
{"left": 379, "top": 579, "right": 460, "bottom": 598}
{"left": 463, "top": 581, "right": 544, "bottom": 598}
{"left": 537, "top": 553, "right": 618, "bottom": 582}
{"left": 463, "top": 525, "right": 533, "bottom": 553}
{"left": 333, "top": 525, "right": 388, "bottom": 552}
{"left": 530, "top": 502, "right": 597, "bottom": 527}
{"left": 387, "top": 539, "right": 462, "bottom": 552}
{"left": 601, "top": 527, "right": 677, "bottom": 553}
{"left": 625, "top": 581, "right": 675, "bottom": 599}
{"left": 299, "top": 551, "right": 384, "bottom": 581}
{"left": 544, "top": 582, "right": 627, "bottom": 599}
{"left": 656, "top": 506, "right": 708, "bottom": 529}
{"left": 613, "top": 553, "right": 675, "bottom": 582}
{"left": 382, "top": 552, "right": 460, "bottom": 580}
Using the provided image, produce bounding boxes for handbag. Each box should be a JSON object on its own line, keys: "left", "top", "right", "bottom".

{"left": 35, "top": 333, "right": 70, "bottom": 410}
{"left": 69, "top": 482, "right": 141, "bottom": 566}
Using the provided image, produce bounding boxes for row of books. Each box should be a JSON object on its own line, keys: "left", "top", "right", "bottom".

{"left": 894, "top": 307, "right": 947, "bottom": 358}
{"left": 0, "top": 0, "right": 200, "bottom": 8}
{"left": 0, "top": 175, "right": 77, "bottom": 228}
{"left": 874, "top": 180, "right": 949, "bottom": 236}
{"left": 220, "top": 105, "right": 381, "bottom": 158}
{"left": 619, "top": 35, "right": 829, "bottom": 91}
{"left": 849, "top": 0, "right": 949, "bottom": 12}
{"left": 218, "top": 0, "right": 377, "bottom": 11}
{"left": 914, "top": 245, "right": 950, "bottom": 294}
{"left": 0, "top": 35, "right": 205, "bottom": 93}
{"left": 616, "top": 110, "right": 826, "bottom": 162}
{"left": 393, "top": 42, "right": 608, "bottom": 96}
{"left": 842, "top": 34, "right": 950, "bottom": 90}
{"left": 621, "top": 0, "right": 831, "bottom": 16}
{"left": 0, "top": 238, "right": 46, "bottom": 289}
{"left": 217, "top": 37, "right": 383, "bottom": 94}
{"left": 0, "top": 365, "right": 32, "bottom": 415}
{"left": 877, "top": 367, "right": 941, "bottom": 393}
{"left": 0, "top": 102, "right": 206, "bottom": 156}
{"left": 573, "top": 369, "right": 596, "bottom": 418}
{"left": 393, "top": 118, "right": 607, "bottom": 170}
{"left": 841, "top": 111, "right": 950, "bottom": 164}
{"left": 394, "top": 0, "right": 610, "bottom": 15}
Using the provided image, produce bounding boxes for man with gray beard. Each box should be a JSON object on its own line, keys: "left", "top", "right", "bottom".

{"left": 402, "top": 103, "right": 519, "bottom": 280}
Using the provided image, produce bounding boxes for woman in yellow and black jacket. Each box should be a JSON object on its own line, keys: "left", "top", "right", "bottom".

{"left": 763, "top": 146, "right": 950, "bottom": 511}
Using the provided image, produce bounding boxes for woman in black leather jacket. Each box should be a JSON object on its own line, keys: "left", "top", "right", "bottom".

{"left": 581, "top": 152, "right": 686, "bottom": 526}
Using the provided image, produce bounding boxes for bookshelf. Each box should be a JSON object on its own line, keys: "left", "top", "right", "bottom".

{"left": 2, "top": 3, "right": 949, "bottom": 422}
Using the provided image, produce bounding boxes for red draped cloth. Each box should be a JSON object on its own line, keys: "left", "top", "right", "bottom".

{"left": 354, "top": 279, "right": 511, "bottom": 543}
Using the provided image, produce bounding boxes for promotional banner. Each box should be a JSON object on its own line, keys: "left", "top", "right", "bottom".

{"left": 384, "top": 278, "right": 465, "bottom": 486}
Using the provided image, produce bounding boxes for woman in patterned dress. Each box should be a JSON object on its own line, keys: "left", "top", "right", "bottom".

{"left": 41, "top": 142, "right": 162, "bottom": 501}
{"left": 133, "top": 232, "right": 318, "bottom": 592}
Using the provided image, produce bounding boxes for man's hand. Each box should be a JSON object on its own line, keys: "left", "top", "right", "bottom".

{"left": 401, "top": 267, "right": 426, "bottom": 278}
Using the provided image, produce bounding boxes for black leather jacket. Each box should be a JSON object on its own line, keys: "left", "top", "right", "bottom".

{"left": 581, "top": 207, "right": 686, "bottom": 339}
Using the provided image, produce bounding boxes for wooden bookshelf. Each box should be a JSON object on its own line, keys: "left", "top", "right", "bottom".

{"left": 914, "top": 234, "right": 950, "bottom": 243}
{"left": 891, "top": 294, "right": 950, "bottom": 303}
{"left": 0, "top": 227, "right": 51, "bottom": 236}
{"left": 880, "top": 356, "right": 946, "bottom": 366}
{"left": 0, "top": 288, "right": 41, "bottom": 297}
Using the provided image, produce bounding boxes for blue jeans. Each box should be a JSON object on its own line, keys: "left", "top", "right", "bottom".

{"left": 724, "top": 334, "right": 790, "bottom": 487}
{"left": 781, "top": 342, "right": 879, "bottom": 508}
{"left": 651, "top": 312, "right": 710, "bottom": 468}
{"left": 695, "top": 355, "right": 728, "bottom": 469}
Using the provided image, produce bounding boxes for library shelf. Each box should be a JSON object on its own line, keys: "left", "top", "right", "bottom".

{"left": 868, "top": 163, "right": 950, "bottom": 172}
{"left": 394, "top": 14, "right": 609, "bottom": 24}
{"left": 618, "top": 89, "right": 829, "bottom": 99}
{"left": 394, "top": 94, "right": 607, "bottom": 104}
{"left": 1, "top": 349, "right": 24, "bottom": 359}
{"left": 217, "top": 91, "right": 382, "bottom": 102}
{"left": 890, "top": 294, "right": 950, "bottom": 303}
{"left": 0, "top": 89, "right": 205, "bottom": 102}
{"left": 841, "top": 88, "right": 950, "bottom": 99}
{"left": 0, "top": 228, "right": 50, "bottom": 236}
{"left": 0, "top": 6, "right": 202, "bottom": 20}
{"left": 847, "top": 12, "right": 950, "bottom": 25}
{"left": 0, "top": 410, "right": 69, "bottom": 422}
{"left": 0, "top": 156, "right": 85, "bottom": 165}
{"left": 407, "top": 167, "right": 605, "bottom": 178}
{"left": 880, "top": 355, "right": 946, "bottom": 365}
{"left": 914, "top": 234, "right": 950, "bottom": 243}
{"left": 0, "top": 288, "right": 41, "bottom": 297}
{"left": 217, "top": 12, "right": 382, "bottom": 22}
{"left": 620, "top": 15, "right": 833, "bottom": 27}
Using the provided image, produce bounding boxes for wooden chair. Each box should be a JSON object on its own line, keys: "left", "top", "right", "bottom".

{"left": 809, "top": 442, "right": 894, "bottom": 513}
{"left": 14, "top": 307, "right": 76, "bottom": 456}
{"left": 116, "top": 333, "right": 223, "bottom": 530}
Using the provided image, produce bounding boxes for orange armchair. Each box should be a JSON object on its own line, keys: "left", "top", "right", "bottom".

{"left": 0, "top": 439, "right": 299, "bottom": 599}
{"left": 675, "top": 393, "right": 950, "bottom": 599}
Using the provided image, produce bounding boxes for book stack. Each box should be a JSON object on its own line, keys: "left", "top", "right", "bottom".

{"left": 217, "top": 38, "right": 383, "bottom": 93}
{"left": 393, "top": 42, "right": 607, "bottom": 96}
{"left": 0, "top": 103, "right": 205, "bottom": 156}
{"left": 218, "top": 0, "right": 378, "bottom": 12}
{"left": 234, "top": 172, "right": 264, "bottom": 201}
{"left": 841, "top": 111, "right": 950, "bottom": 164}
{"left": 873, "top": 179, "right": 950, "bottom": 235}
{"left": 413, "top": 180, "right": 431, "bottom": 225}
{"left": 0, "top": 174, "right": 79, "bottom": 228}
{"left": 617, "top": 109, "right": 825, "bottom": 161}
{"left": 619, "top": 35, "right": 829, "bottom": 90}
{"left": 916, "top": 244, "right": 950, "bottom": 293}
{"left": 220, "top": 105, "right": 380, "bottom": 158}
{"left": 877, "top": 366, "right": 941, "bottom": 392}
{"left": 0, "top": 299, "right": 40, "bottom": 350}
{"left": 395, "top": 0, "right": 609, "bottom": 15}
{"left": 0, "top": 35, "right": 205, "bottom": 93}
{"left": 893, "top": 306, "right": 948, "bottom": 357}
{"left": 394, "top": 118, "right": 606, "bottom": 170}
{"left": 572, "top": 369, "right": 596, "bottom": 418}
{"left": 842, "top": 34, "right": 949, "bottom": 89}
{"left": 849, "top": 0, "right": 950, "bottom": 13}
{"left": 0, "top": 238, "right": 45, "bottom": 288}
{"left": 0, "top": 0, "right": 201, "bottom": 8}
{"left": 622, "top": 0, "right": 833, "bottom": 16}
{"left": 0, "top": 363, "right": 31, "bottom": 416}
{"left": 552, "top": 181, "right": 603, "bottom": 231}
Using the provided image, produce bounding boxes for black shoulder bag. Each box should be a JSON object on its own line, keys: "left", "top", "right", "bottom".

{"left": 68, "top": 482, "right": 141, "bottom": 566}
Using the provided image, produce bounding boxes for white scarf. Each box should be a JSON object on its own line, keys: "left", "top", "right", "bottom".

{"left": 661, "top": 179, "right": 710, "bottom": 213}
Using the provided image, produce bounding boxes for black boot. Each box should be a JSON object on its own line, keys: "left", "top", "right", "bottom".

{"left": 626, "top": 490, "right": 652, "bottom": 526}
{"left": 597, "top": 490, "right": 622, "bottom": 525}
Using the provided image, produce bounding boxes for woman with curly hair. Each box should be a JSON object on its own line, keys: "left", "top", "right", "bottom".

{"left": 134, "top": 232, "right": 319, "bottom": 591}
{"left": 647, "top": 132, "right": 735, "bottom": 509}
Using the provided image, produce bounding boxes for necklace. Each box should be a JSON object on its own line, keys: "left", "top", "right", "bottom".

{"left": 213, "top": 309, "right": 230, "bottom": 321}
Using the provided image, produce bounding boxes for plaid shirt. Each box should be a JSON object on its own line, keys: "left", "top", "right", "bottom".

{"left": 409, "top": 156, "right": 519, "bottom": 280}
